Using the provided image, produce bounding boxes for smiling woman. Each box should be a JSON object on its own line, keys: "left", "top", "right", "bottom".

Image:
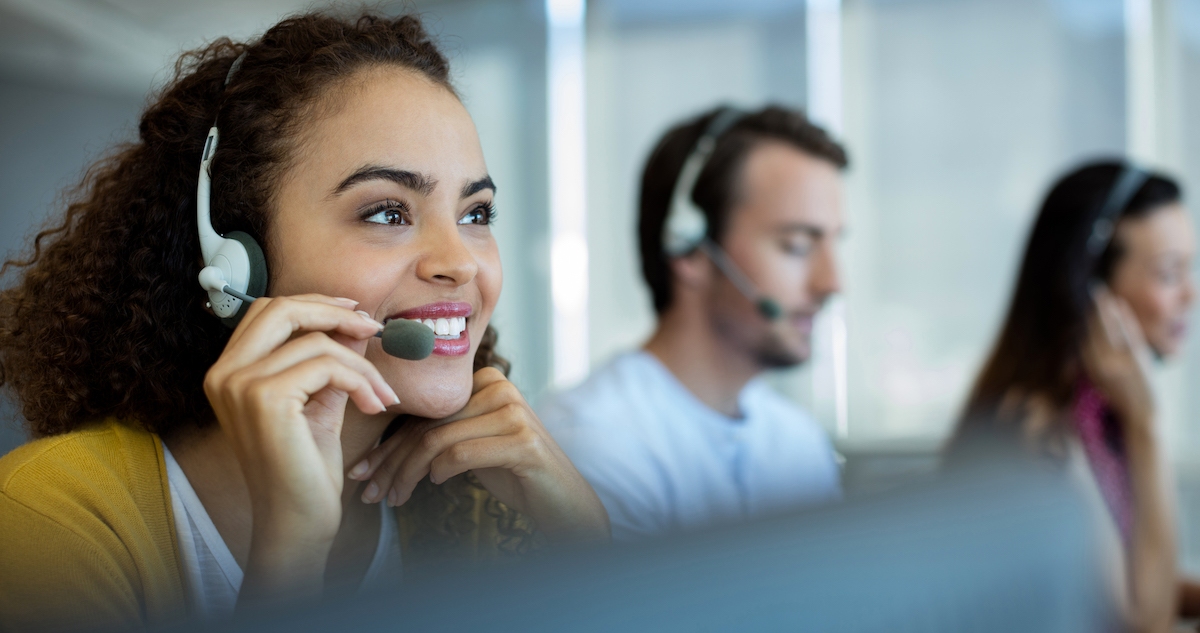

{"left": 0, "top": 9, "right": 608, "bottom": 631}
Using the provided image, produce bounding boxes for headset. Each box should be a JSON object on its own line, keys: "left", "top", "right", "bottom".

{"left": 1086, "top": 163, "right": 1150, "bottom": 260}
{"left": 193, "top": 53, "right": 434, "bottom": 359}
{"left": 196, "top": 52, "right": 268, "bottom": 328}
{"left": 663, "top": 107, "right": 783, "bottom": 320}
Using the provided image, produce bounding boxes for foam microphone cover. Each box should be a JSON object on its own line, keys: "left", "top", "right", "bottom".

{"left": 380, "top": 318, "right": 437, "bottom": 360}
{"left": 757, "top": 298, "right": 783, "bottom": 321}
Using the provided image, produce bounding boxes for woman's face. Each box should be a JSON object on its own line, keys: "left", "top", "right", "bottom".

{"left": 267, "top": 67, "right": 501, "bottom": 418}
{"left": 1109, "top": 203, "right": 1196, "bottom": 357}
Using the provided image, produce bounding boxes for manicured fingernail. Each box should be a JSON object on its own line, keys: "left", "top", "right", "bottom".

{"left": 336, "top": 297, "right": 360, "bottom": 306}
{"left": 363, "top": 481, "right": 379, "bottom": 503}
{"left": 355, "top": 310, "right": 384, "bottom": 329}
{"left": 349, "top": 460, "right": 369, "bottom": 479}
{"left": 386, "top": 387, "right": 400, "bottom": 406}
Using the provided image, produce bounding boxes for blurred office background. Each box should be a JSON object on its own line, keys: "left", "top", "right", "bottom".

{"left": 1, "top": 0, "right": 1200, "bottom": 565}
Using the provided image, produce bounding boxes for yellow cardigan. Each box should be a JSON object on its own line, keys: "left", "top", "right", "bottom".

{"left": 0, "top": 418, "right": 534, "bottom": 631}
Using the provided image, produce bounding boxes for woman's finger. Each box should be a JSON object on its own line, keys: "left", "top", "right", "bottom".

{"left": 356, "top": 373, "right": 528, "bottom": 489}
{"left": 352, "top": 418, "right": 444, "bottom": 500}
{"left": 1112, "top": 295, "right": 1149, "bottom": 352}
{"left": 261, "top": 355, "right": 388, "bottom": 419}
{"left": 433, "top": 370, "right": 525, "bottom": 427}
{"left": 472, "top": 366, "right": 509, "bottom": 393}
{"left": 226, "top": 294, "right": 360, "bottom": 349}
{"left": 427, "top": 432, "right": 539, "bottom": 492}
{"left": 240, "top": 331, "right": 398, "bottom": 408}
{"left": 222, "top": 296, "right": 383, "bottom": 368}
{"left": 369, "top": 408, "right": 525, "bottom": 505}
{"left": 1091, "top": 289, "right": 1124, "bottom": 351}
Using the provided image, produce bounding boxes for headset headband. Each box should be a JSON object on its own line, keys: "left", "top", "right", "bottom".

{"left": 1086, "top": 164, "right": 1149, "bottom": 257}
{"left": 196, "top": 50, "right": 265, "bottom": 324}
{"left": 663, "top": 107, "right": 746, "bottom": 257}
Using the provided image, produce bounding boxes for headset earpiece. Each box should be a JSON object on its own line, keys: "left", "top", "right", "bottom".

{"left": 218, "top": 231, "right": 267, "bottom": 328}
{"left": 196, "top": 119, "right": 269, "bottom": 329}
{"left": 662, "top": 107, "right": 784, "bottom": 321}
{"left": 663, "top": 107, "right": 746, "bottom": 257}
{"left": 194, "top": 53, "right": 269, "bottom": 330}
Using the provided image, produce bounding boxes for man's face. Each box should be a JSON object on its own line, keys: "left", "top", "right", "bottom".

{"left": 706, "top": 141, "right": 843, "bottom": 368}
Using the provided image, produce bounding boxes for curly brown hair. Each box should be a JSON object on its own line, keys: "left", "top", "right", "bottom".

{"left": 0, "top": 10, "right": 511, "bottom": 439}
{"left": 1, "top": 7, "right": 538, "bottom": 559}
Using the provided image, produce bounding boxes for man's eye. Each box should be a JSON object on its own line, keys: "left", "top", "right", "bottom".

{"left": 782, "top": 240, "right": 813, "bottom": 256}
{"left": 363, "top": 202, "right": 409, "bottom": 225}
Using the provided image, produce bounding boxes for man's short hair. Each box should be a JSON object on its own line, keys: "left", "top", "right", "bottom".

{"left": 637, "top": 105, "right": 849, "bottom": 314}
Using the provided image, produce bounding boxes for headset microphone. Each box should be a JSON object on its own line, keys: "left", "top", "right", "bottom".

{"left": 697, "top": 240, "right": 783, "bottom": 320}
{"left": 378, "top": 319, "right": 437, "bottom": 361}
{"left": 663, "top": 106, "right": 784, "bottom": 322}
{"left": 199, "top": 271, "right": 437, "bottom": 360}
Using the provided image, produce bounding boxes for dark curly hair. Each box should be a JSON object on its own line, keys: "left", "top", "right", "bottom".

{"left": 0, "top": 6, "right": 537, "bottom": 558}
{"left": 0, "top": 10, "right": 513, "bottom": 438}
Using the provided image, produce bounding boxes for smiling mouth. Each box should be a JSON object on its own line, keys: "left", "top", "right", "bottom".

{"left": 410, "top": 316, "right": 467, "bottom": 339}
{"left": 384, "top": 316, "right": 467, "bottom": 339}
{"left": 386, "top": 303, "right": 472, "bottom": 333}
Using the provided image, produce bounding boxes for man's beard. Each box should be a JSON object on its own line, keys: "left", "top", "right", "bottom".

{"left": 711, "top": 311, "right": 810, "bottom": 369}
{"left": 749, "top": 327, "right": 808, "bottom": 369}
{"left": 708, "top": 283, "right": 810, "bottom": 369}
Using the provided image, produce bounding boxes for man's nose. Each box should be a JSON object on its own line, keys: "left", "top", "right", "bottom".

{"left": 808, "top": 240, "right": 841, "bottom": 300}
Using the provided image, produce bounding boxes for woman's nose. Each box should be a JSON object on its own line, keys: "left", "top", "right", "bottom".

{"left": 414, "top": 221, "right": 479, "bottom": 287}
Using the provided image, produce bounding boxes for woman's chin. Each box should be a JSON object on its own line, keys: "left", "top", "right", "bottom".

{"left": 395, "top": 380, "right": 472, "bottom": 420}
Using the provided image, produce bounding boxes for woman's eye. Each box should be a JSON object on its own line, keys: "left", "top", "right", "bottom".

{"left": 363, "top": 202, "right": 409, "bottom": 225}
{"left": 459, "top": 203, "right": 496, "bottom": 226}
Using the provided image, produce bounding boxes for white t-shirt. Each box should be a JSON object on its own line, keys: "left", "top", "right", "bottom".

{"left": 162, "top": 445, "right": 402, "bottom": 619}
{"left": 538, "top": 351, "right": 841, "bottom": 542}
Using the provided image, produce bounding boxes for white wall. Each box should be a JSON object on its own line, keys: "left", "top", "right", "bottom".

{"left": 0, "top": 77, "right": 144, "bottom": 453}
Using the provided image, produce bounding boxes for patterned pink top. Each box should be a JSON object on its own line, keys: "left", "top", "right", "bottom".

{"left": 1071, "top": 379, "right": 1134, "bottom": 547}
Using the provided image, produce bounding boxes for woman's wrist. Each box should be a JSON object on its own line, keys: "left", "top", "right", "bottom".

{"left": 1121, "top": 410, "right": 1158, "bottom": 450}
{"left": 239, "top": 518, "right": 335, "bottom": 608}
{"left": 534, "top": 483, "right": 611, "bottom": 545}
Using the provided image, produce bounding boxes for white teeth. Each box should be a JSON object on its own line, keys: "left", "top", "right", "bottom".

{"left": 413, "top": 315, "right": 468, "bottom": 339}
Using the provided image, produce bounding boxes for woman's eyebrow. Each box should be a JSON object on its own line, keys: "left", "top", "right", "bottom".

{"left": 461, "top": 176, "right": 496, "bottom": 199}
{"left": 332, "top": 166, "right": 437, "bottom": 196}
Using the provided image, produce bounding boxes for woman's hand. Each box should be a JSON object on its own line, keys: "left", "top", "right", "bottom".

{"left": 1086, "top": 287, "right": 1177, "bottom": 632}
{"left": 350, "top": 367, "right": 610, "bottom": 544}
{"left": 1082, "top": 286, "right": 1155, "bottom": 427}
{"left": 203, "top": 294, "right": 399, "bottom": 602}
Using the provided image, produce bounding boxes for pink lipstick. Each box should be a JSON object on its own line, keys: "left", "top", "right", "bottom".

{"left": 387, "top": 302, "right": 472, "bottom": 357}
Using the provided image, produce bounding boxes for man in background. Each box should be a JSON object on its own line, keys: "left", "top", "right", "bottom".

{"left": 539, "top": 105, "right": 848, "bottom": 541}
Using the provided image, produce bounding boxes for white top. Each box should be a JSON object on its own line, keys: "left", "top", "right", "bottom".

{"left": 538, "top": 351, "right": 841, "bottom": 542}
{"left": 162, "top": 445, "right": 402, "bottom": 619}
